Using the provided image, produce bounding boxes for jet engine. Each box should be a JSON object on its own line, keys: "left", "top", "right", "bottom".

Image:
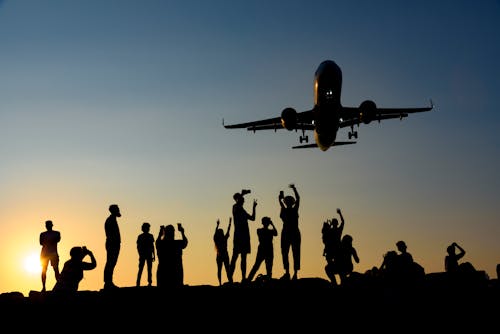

{"left": 281, "top": 107, "right": 297, "bottom": 130}
{"left": 359, "top": 100, "right": 377, "bottom": 124}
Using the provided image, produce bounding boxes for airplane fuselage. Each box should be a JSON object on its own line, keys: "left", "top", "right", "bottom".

{"left": 313, "top": 60, "right": 343, "bottom": 151}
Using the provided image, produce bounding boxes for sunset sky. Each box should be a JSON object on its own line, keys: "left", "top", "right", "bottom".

{"left": 1, "top": 1, "right": 499, "bottom": 296}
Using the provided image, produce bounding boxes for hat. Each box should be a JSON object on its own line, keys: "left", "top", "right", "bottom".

{"left": 262, "top": 216, "right": 272, "bottom": 225}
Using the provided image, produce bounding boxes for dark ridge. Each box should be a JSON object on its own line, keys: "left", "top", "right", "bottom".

{"left": 2, "top": 276, "right": 498, "bottom": 330}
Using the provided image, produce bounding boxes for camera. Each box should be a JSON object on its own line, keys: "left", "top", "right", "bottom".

{"left": 242, "top": 189, "right": 251, "bottom": 195}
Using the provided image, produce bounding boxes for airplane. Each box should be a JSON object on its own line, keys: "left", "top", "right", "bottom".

{"left": 223, "top": 59, "right": 434, "bottom": 151}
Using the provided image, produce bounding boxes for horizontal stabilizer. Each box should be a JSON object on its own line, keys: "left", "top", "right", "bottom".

{"left": 292, "top": 141, "right": 356, "bottom": 149}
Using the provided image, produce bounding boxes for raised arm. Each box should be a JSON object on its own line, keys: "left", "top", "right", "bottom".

{"left": 226, "top": 217, "right": 232, "bottom": 237}
{"left": 82, "top": 248, "right": 97, "bottom": 271}
{"left": 290, "top": 184, "right": 300, "bottom": 207}
{"left": 249, "top": 199, "right": 257, "bottom": 221}
{"left": 337, "top": 208, "right": 345, "bottom": 231}
{"left": 278, "top": 190, "right": 285, "bottom": 209}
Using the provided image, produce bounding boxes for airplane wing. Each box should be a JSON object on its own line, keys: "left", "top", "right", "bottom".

{"left": 223, "top": 109, "right": 315, "bottom": 132}
{"left": 340, "top": 100, "right": 433, "bottom": 129}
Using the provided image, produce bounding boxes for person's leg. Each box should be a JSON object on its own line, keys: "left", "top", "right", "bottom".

{"left": 229, "top": 251, "right": 238, "bottom": 279}
{"left": 137, "top": 257, "right": 145, "bottom": 286}
{"left": 41, "top": 265, "right": 48, "bottom": 291}
{"left": 52, "top": 256, "right": 60, "bottom": 282}
{"left": 146, "top": 258, "right": 153, "bottom": 286}
{"left": 241, "top": 253, "right": 247, "bottom": 281}
{"left": 104, "top": 244, "right": 120, "bottom": 287}
{"left": 216, "top": 256, "right": 223, "bottom": 285}
{"left": 292, "top": 233, "right": 301, "bottom": 279}
{"left": 281, "top": 235, "right": 290, "bottom": 277}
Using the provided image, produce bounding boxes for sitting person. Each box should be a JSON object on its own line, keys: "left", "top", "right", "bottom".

{"left": 53, "top": 246, "right": 97, "bottom": 292}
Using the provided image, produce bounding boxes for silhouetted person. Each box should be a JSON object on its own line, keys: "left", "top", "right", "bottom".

{"left": 136, "top": 222, "right": 156, "bottom": 287}
{"left": 229, "top": 189, "right": 257, "bottom": 282}
{"left": 40, "top": 220, "right": 61, "bottom": 292}
{"left": 103, "top": 204, "right": 122, "bottom": 290}
{"left": 322, "top": 208, "right": 345, "bottom": 264}
{"left": 395, "top": 240, "right": 414, "bottom": 279}
{"left": 379, "top": 242, "right": 424, "bottom": 287}
{"left": 445, "top": 242, "right": 476, "bottom": 275}
{"left": 53, "top": 246, "right": 96, "bottom": 293}
{"left": 247, "top": 217, "right": 278, "bottom": 282}
{"left": 155, "top": 223, "right": 188, "bottom": 288}
{"left": 396, "top": 240, "right": 413, "bottom": 264}
{"left": 278, "top": 183, "right": 301, "bottom": 280}
{"left": 214, "top": 217, "right": 232, "bottom": 285}
{"left": 325, "top": 234, "right": 359, "bottom": 286}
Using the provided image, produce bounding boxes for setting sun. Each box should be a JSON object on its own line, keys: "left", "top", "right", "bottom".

{"left": 23, "top": 252, "right": 41, "bottom": 275}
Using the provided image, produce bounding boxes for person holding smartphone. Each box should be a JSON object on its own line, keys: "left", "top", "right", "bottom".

{"left": 53, "top": 246, "right": 97, "bottom": 293}
{"left": 155, "top": 223, "right": 188, "bottom": 287}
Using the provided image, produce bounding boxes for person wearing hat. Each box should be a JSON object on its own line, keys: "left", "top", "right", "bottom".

{"left": 39, "top": 220, "right": 61, "bottom": 292}
{"left": 229, "top": 189, "right": 257, "bottom": 282}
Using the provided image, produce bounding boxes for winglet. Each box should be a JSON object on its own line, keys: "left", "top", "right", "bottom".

{"left": 429, "top": 99, "right": 434, "bottom": 110}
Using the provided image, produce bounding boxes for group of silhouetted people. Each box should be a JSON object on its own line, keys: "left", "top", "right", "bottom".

{"left": 39, "top": 185, "right": 495, "bottom": 293}
{"left": 40, "top": 203, "right": 189, "bottom": 293}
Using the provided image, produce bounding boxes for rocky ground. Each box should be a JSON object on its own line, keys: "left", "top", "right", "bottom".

{"left": 2, "top": 275, "right": 498, "bottom": 330}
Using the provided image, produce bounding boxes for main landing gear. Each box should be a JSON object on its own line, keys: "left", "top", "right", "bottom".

{"left": 348, "top": 125, "right": 358, "bottom": 139}
{"left": 299, "top": 129, "right": 308, "bottom": 143}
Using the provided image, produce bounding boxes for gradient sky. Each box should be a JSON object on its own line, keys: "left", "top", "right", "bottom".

{"left": 1, "top": 0, "right": 499, "bottom": 296}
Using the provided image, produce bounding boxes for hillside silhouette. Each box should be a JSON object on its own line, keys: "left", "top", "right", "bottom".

{"left": 2, "top": 275, "right": 498, "bottom": 330}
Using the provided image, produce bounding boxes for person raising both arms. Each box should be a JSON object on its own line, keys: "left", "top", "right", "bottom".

{"left": 278, "top": 183, "right": 301, "bottom": 280}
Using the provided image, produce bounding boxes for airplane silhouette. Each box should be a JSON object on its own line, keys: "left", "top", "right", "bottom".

{"left": 223, "top": 59, "right": 433, "bottom": 151}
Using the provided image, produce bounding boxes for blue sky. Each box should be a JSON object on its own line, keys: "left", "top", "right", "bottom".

{"left": 0, "top": 0, "right": 499, "bottom": 295}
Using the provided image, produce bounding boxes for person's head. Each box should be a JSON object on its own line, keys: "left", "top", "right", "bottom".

{"left": 342, "top": 234, "right": 353, "bottom": 245}
{"left": 233, "top": 192, "right": 244, "bottom": 204}
{"left": 396, "top": 240, "right": 407, "bottom": 252}
{"left": 164, "top": 224, "right": 175, "bottom": 239}
{"left": 262, "top": 216, "right": 272, "bottom": 227}
{"left": 45, "top": 220, "right": 53, "bottom": 230}
{"left": 214, "top": 228, "right": 224, "bottom": 239}
{"left": 69, "top": 246, "right": 85, "bottom": 261}
{"left": 141, "top": 222, "right": 150, "bottom": 233}
{"left": 284, "top": 195, "right": 295, "bottom": 207}
{"left": 446, "top": 244, "right": 455, "bottom": 255}
{"left": 331, "top": 218, "right": 338, "bottom": 227}
{"left": 109, "top": 204, "right": 121, "bottom": 217}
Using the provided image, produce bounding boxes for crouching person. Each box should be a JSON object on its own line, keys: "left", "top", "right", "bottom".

{"left": 53, "top": 246, "right": 97, "bottom": 292}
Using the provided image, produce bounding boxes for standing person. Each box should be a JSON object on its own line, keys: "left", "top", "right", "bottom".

{"left": 136, "top": 222, "right": 156, "bottom": 287}
{"left": 40, "top": 220, "right": 61, "bottom": 292}
{"left": 229, "top": 189, "right": 257, "bottom": 282}
{"left": 53, "top": 246, "right": 97, "bottom": 293}
{"left": 247, "top": 217, "right": 278, "bottom": 282}
{"left": 155, "top": 223, "right": 188, "bottom": 288}
{"left": 278, "top": 183, "right": 301, "bottom": 280}
{"left": 213, "top": 218, "right": 232, "bottom": 286}
{"left": 103, "top": 204, "right": 122, "bottom": 290}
